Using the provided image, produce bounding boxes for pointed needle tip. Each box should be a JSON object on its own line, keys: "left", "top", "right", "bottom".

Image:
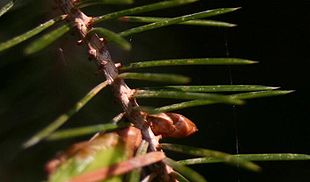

{"left": 22, "top": 137, "right": 40, "bottom": 149}
{"left": 269, "top": 86, "right": 281, "bottom": 90}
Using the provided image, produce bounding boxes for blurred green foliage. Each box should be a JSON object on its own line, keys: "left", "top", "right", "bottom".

{"left": 1, "top": 1, "right": 310, "bottom": 182}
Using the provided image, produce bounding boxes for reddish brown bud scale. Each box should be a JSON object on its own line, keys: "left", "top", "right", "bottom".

{"left": 147, "top": 113, "right": 198, "bottom": 138}
{"left": 117, "top": 126, "right": 142, "bottom": 157}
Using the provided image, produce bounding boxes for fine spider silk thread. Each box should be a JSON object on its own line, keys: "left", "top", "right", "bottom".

{"left": 224, "top": 37, "right": 239, "bottom": 154}
{"left": 224, "top": 31, "right": 241, "bottom": 182}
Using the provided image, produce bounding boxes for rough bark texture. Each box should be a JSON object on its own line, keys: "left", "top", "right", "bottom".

{"left": 55, "top": 0, "right": 173, "bottom": 180}
{"left": 56, "top": 0, "right": 158, "bottom": 153}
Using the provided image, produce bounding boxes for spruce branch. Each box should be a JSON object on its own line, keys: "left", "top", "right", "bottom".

{"left": 55, "top": 0, "right": 172, "bottom": 180}
{"left": 0, "top": 1, "right": 304, "bottom": 181}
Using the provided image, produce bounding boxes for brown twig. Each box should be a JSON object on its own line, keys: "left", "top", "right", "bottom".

{"left": 55, "top": 0, "right": 173, "bottom": 180}
{"left": 56, "top": 0, "right": 158, "bottom": 153}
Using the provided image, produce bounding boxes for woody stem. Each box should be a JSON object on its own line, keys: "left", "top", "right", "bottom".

{"left": 55, "top": 0, "right": 173, "bottom": 180}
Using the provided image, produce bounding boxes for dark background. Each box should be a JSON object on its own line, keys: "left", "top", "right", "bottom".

{"left": 0, "top": 0, "right": 309, "bottom": 181}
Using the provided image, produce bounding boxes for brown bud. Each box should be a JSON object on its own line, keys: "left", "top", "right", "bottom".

{"left": 147, "top": 113, "right": 198, "bottom": 138}
{"left": 117, "top": 126, "right": 142, "bottom": 157}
